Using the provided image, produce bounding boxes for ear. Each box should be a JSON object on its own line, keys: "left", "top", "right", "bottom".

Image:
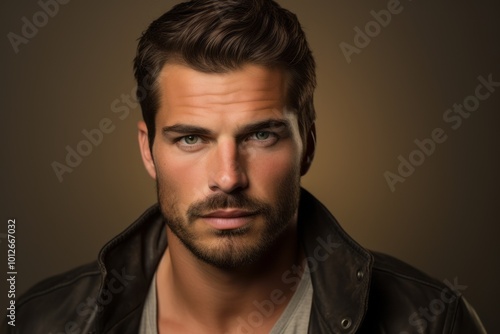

{"left": 138, "top": 121, "right": 157, "bottom": 180}
{"left": 300, "top": 123, "right": 316, "bottom": 176}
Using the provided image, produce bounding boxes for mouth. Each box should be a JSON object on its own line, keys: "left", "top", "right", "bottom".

{"left": 200, "top": 209, "right": 258, "bottom": 230}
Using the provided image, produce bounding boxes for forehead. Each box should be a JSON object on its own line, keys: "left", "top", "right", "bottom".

{"left": 155, "top": 64, "right": 290, "bottom": 121}
{"left": 158, "top": 63, "right": 288, "bottom": 90}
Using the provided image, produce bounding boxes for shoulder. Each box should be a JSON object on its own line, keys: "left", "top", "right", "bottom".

{"left": 4, "top": 262, "right": 102, "bottom": 334}
{"left": 362, "top": 251, "right": 486, "bottom": 333}
{"left": 18, "top": 261, "right": 101, "bottom": 305}
{"left": 371, "top": 251, "right": 447, "bottom": 292}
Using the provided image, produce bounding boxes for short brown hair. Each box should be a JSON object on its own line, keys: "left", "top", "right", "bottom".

{"left": 134, "top": 0, "right": 316, "bottom": 150}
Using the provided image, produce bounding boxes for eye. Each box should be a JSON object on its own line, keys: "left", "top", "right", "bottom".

{"left": 246, "top": 131, "right": 279, "bottom": 147}
{"left": 181, "top": 135, "right": 200, "bottom": 145}
{"left": 174, "top": 135, "right": 207, "bottom": 152}
{"left": 254, "top": 131, "right": 271, "bottom": 140}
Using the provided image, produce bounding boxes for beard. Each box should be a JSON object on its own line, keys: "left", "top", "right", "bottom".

{"left": 156, "top": 170, "right": 301, "bottom": 270}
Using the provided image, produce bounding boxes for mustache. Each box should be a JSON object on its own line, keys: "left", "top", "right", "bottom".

{"left": 187, "top": 193, "right": 269, "bottom": 219}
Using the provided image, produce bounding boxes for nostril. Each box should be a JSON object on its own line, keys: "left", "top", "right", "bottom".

{"left": 210, "top": 174, "right": 248, "bottom": 193}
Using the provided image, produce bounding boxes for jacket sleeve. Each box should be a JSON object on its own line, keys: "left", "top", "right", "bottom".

{"left": 449, "top": 296, "right": 487, "bottom": 334}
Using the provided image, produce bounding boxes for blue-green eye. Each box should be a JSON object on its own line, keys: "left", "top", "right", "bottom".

{"left": 246, "top": 131, "right": 279, "bottom": 147}
{"left": 254, "top": 131, "right": 271, "bottom": 140}
{"left": 182, "top": 135, "right": 199, "bottom": 144}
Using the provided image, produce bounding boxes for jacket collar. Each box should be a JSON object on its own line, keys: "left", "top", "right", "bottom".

{"left": 298, "top": 189, "right": 373, "bottom": 333}
{"left": 94, "top": 188, "right": 373, "bottom": 333}
{"left": 96, "top": 204, "right": 166, "bottom": 333}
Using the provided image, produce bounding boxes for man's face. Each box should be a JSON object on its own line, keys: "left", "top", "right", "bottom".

{"left": 139, "top": 64, "right": 305, "bottom": 269}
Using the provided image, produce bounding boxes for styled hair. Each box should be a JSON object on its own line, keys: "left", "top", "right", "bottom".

{"left": 134, "top": 0, "right": 316, "bottom": 150}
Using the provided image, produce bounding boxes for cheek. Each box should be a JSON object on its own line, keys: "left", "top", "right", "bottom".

{"left": 154, "top": 154, "right": 207, "bottom": 208}
{"left": 248, "top": 148, "right": 301, "bottom": 195}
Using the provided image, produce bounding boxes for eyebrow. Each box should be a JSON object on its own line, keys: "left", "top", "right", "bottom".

{"left": 162, "top": 119, "right": 291, "bottom": 137}
{"left": 162, "top": 124, "right": 213, "bottom": 136}
{"left": 238, "top": 119, "right": 291, "bottom": 135}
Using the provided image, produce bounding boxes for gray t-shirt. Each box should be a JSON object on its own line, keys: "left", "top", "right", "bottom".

{"left": 139, "top": 268, "right": 313, "bottom": 333}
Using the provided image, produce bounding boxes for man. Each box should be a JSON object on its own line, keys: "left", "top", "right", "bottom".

{"left": 5, "top": 0, "right": 485, "bottom": 333}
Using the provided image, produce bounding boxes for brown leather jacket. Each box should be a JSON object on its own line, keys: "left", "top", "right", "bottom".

{"left": 3, "top": 189, "right": 486, "bottom": 333}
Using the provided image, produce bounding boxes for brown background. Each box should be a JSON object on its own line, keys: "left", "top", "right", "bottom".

{"left": 2, "top": 0, "right": 499, "bottom": 331}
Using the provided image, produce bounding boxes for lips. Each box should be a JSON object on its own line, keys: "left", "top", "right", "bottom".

{"left": 200, "top": 209, "right": 257, "bottom": 230}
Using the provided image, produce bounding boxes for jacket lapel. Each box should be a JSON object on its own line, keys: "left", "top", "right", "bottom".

{"left": 95, "top": 204, "right": 166, "bottom": 333}
{"left": 298, "top": 189, "right": 373, "bottom": 333}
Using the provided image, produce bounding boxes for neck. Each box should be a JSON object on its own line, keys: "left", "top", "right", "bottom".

{"left": 156, "top": 222, "right": 303, "bottom": 333}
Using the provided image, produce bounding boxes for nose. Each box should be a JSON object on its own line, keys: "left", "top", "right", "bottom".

{"left": 208, "top": 139, "right": 248, "bottom": 193}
